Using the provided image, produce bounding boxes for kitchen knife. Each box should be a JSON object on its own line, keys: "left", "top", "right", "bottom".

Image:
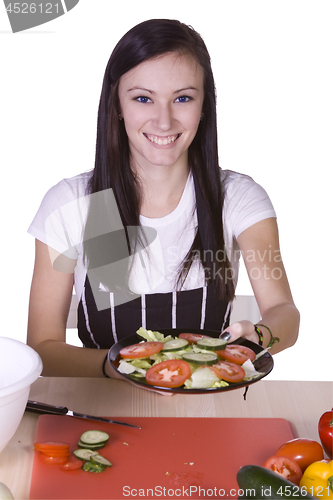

{"left": 26, "top": 400, "right": 141, "bottom": 429}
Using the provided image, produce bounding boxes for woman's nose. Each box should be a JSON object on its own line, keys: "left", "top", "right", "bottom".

{"left": 153, "top": 103, "right": 173, "bottom": 131}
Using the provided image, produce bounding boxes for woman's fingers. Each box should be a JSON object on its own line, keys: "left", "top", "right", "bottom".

{"left": 220, "top": 320, "right": 258, "bottom": 344}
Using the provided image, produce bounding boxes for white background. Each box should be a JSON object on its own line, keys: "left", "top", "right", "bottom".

{"left": 0, "top": 1, "right": 332, "bottom": 381}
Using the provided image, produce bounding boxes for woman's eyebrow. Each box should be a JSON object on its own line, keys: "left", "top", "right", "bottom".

{"left": 174, "top": 87, "right": 200, "bottom": 93}
{"left": 127, "top": 86, "right": 200, "bottom": 94}
{"left": 127, "top": 87, "right": 154, "bottom": 94}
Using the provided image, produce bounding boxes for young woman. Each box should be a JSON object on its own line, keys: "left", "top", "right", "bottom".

{"left": 27, "top": 19, "right": 299, "bottom": 379}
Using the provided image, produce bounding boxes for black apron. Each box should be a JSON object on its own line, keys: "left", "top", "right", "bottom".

{"left": 77, "top": 172, "right": 230, "bottom": 349}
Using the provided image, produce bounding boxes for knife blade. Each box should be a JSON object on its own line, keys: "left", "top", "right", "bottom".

{"left": 26, "top": 400, "right": 141, "bottom": 429}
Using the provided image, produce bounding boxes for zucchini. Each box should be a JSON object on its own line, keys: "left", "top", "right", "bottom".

{"left": 196, "top": 338, "right": 227, "bottom": 351}
{"left": 237, "top": 465, "right": 316, "bottom": 499}
{"left": 74, "top": 449, "right": 99, "bottom": 461}
{"left": 182, "top": 352, "right": 218, "bottom": 365}
{"left": 79, "top": 430, "right": 109, "bottom": 446}
{"left": 162, "top": 338, "right": 189, "bottom": 352}
{"left": 90, "top": 455, "right": 112, "bottom": 467}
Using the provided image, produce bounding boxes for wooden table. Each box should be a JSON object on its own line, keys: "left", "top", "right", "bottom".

{"left": 0, "top": 378, "right": 332, "bottom": 499}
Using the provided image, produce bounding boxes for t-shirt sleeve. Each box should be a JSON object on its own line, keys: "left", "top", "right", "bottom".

{"left": 27, "top": 177, "right": 88, "bottom": 260}
{"left": 223, "top": 171, "right": 276, "bottom": 239}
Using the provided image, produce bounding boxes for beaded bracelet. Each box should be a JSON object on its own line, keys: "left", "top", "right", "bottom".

{"left": 254, "top": 325, "right": 263, "bottom": 346}
{"left": 102, "top": 354, "right": 110, "bottom": 378}
{"left": 255, "top": 323, "right": 280, "bottom": 348}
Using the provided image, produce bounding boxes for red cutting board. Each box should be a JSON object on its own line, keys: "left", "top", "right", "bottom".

{"left": 30, "top": 416, "right": 294, "bottom": 499}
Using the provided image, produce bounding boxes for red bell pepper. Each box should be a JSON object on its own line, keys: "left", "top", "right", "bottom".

{"left": 319, "top": 409, "right": 333, "bottom": 459}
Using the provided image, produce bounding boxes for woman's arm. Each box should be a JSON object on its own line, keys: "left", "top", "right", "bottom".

{"left": 27, "top": 240, "right": 172, "bottom": 393}
{"left": 27, "top": 239, "right": 118, "bottom": 378}
{"left": 223, "top": 217, "right": 300, "bottom": 354}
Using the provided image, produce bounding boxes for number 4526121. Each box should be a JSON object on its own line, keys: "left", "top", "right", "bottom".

{"left": 6, "top": 3, "right": 60, "bottom": 14}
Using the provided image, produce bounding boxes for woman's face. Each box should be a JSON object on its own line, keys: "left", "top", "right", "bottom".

{"left": 118, "top": 52, "right": 205, "bottom": 175}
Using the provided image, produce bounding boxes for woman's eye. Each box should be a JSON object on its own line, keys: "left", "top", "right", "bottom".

{"left": 136, "top": 96, "right": 151, "bottom": 103}
{"left": 175, "top": 96, "right": 191, "bottom": 103}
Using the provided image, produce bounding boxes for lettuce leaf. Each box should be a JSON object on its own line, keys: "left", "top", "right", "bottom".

{"left": 136, "top": 327, "right": 172, "bottom": 343}
{"left": 242, "top": 359, "right": 264, "bottom": 380}
{"left": 184, "top": 367, "right": 229, "bottom": 389}
{"left": 118, "top": 358, "right": 152, "bottom": 376}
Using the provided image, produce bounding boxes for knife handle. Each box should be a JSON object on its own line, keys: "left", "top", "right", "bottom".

{"left": 26, "top": 400, "right": 68, "bottom": 415}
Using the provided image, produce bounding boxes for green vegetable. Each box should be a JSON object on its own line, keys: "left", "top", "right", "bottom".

{"left": 184, "top": 366, "right": 228, "bottom": 389}
{"left": 82, "top": 461, "right": 105, "bottom": 473}
{"left": 196, "top": 338, "right": 227, "bottom": 351}
{"left": 237, "top": 465, "right": 316, "bottom": 499}
{"left": 136, "top": 327, "right": 172, "bottom": 343}
{"left": 118, "top": 358, "right": 152, "bottom": 376}
{"left": 162, "top": 338, "right": 189, "bottom": 352}
{"left": 242, "top": 359, "right": 264, "bottom": 381}
{"left": 74, "top": 449, "right": 99, "bottom": 461}
{"left": 182, "top": 352, "right": 218, "bottom": 365}
{"left": 79, "top": 430, "right": 109, "bottom": 446}
{"left": 90, "top": 455, "right": 112, "bottom": 467}
{"left": 78, "top": 440, "right": 106, "bottom": 450}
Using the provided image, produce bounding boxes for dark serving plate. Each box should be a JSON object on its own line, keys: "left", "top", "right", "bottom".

{"left": 107, "top": 328, "right": 273, "bottom": 394}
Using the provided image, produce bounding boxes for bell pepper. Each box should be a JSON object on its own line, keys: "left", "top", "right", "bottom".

{"left": 300, "top": 460, "right": 333, "bottom": 499}
{"left": 319, "top": 409, "right": 333, "bottom": 459}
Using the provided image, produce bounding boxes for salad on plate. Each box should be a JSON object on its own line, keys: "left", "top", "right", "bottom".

{"left": 115, "top": 327, "right": 267, "bottom": 390}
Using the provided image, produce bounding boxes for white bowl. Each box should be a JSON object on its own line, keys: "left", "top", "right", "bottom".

{"left": 0, "top": 337, "right": 43, "bottom": 454}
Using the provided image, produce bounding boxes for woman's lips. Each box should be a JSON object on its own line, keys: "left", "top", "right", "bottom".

{"left": 144, "top": 133, "right": 181, "bottom": 145}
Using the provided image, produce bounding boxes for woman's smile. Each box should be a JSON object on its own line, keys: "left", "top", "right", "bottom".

{"left": 144, "top": 133, "right": 182, "bottom": 146}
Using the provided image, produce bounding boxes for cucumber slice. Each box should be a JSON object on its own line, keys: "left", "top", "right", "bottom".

{"left": 74, "top": 449, "right": 99, "bottom": 461}
{"left": 196, "top": 338, "right": 227, "bottom": 351}
{"left": 91, "top": 455, "right": 112, "bottom": 467}
{"left": 77, "top": 440, "right": 106, "bottom": 451}
{"left": 79, "top": 430, "right": 109, "bottom": 446}
{"left": 182, "top": 352, "right": 218, "bottom": 365}
{"left": 162, "top": 338, "right": 189, "bottom": 352}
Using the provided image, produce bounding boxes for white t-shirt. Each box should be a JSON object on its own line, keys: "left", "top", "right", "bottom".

{"left": 28, "top": 169, "right": 276, "bottom": 301}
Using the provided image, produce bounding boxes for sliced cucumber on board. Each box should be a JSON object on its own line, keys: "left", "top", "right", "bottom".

{"left": 79, "top": 430, "right": 109, "bottom": 446}
{"left": 74, "top": 449, "right": 99, "bottom": 461}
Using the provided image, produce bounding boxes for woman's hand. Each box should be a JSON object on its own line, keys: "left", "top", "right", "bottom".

{"left": 220, "top": 320, "right": 258, "bottom": 345}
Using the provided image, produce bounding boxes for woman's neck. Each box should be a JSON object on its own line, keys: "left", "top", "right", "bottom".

{"left": 136, "top": 162, "right": 190, "bottom": 219}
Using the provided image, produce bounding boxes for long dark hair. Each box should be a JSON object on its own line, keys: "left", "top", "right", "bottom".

{"left": 85, "top": 19, "right": 235, "bottom": 302}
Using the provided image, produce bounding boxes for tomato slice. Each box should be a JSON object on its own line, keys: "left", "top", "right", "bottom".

{"left": 59, "top": 456, "right": 83, "bottom": 471}
{"left": 145, "top": 359, "right": 192, "bottom": 388}
{"left": 34, "top": 441, "right": 70, "bottom": 448}
{"left": 34, "top": 442, "right": 71, "bottom": 453}
{"left": 120, "top": 341, "right": 164, "bottom": 359}
{"left": 263, "top": 455, "right": 302, "bottom": 485}
{"left": 39, "top": 454, "right": 70, "bottom": 465}
{"left": 179, "top": 333, "right": 210, "bottom": 345}
{"left": 216, "top": 345, "right": 256, "bottom": 364}
{"left": 209, "top": 360, "right": 245, "bottom": 382}
{"left": 36, "top": 450, "right": 70, "bottom": 457}
{"left": 275, "top": 438, "right": 324, "bottom": 471}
